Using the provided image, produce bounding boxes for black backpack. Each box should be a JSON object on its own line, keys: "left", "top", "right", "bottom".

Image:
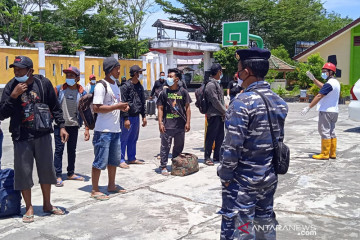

{"left": 195, "top": 83, "right": 208, "bottom": 114}
{"left": 78, "top": 80, "right": 107, "bottom": 130}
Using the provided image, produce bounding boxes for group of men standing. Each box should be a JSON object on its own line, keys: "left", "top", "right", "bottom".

{"left": 0, "top": 46, "right": 341, "bottom": 240}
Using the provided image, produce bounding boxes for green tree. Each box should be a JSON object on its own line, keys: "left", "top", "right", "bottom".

{"left": 213, "top": 46, "right": 246, "bottom": 75}
{"left": 296, "top": 53, "right": 325, "bottom": 88}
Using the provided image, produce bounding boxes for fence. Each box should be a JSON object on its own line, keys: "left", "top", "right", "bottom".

{"left": 0, "top": 42, "right": 162, "bottom": 90}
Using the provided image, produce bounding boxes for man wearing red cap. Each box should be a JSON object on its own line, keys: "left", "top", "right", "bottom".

{"left": 53, "top": 66, "right": 87, "bottom": 186}
{"left": 85, "top": 74, "right": 97, "bottom": 94}
{"left": 301, "top": 62, "right": 340, "bottom": 160}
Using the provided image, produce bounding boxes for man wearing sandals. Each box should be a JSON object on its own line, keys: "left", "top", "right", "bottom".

{"left": 157, "top": 68, "right": 192, "bottom": 176}
{"left": 204, "top": 63, "right": 226, "bottom": 166}
{"left": 53, "top": 66, "right": 87, "bottom": 187}
{"left": 217, "top": 48, "right": 288, "bottom": 239}
{"left": 0, "top": 56, "right": 69, "bottom": 222}
{"left": 119, "top": 65, "right": 148, "bottom": 168}
{"left": 91, "top": 57, "right": 129, "bottom": 201}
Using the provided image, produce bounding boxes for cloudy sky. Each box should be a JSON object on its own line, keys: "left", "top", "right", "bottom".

{"left": 139, "top": 0, "right": 360, "bottom": 39}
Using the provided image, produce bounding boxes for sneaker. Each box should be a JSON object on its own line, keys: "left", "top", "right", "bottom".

{"left": 161, "top": 168, "right": 170, "bottom": 176}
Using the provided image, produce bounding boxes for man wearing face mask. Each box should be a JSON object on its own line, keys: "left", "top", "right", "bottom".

{"left": 91, "top": 57, "right": 129, "bottom": 200}
{"left": 301, "top": 63, "right": 340, "bottom": 160}
{"left": 218, "top": 48, "right": 288, "bottom": 239}
{"left": 0, "top": 56, "right": 69, "bottom": 222}
{"left": 119, "top": 65, "right": 147, "bottom": 168}
{"left": 53, "top": 66, "right": 87, "bottom": 187}
{"left": 227, "top": 73, "right": 242, "bottom": 101}
{"left": 85, "top": 74, "right": 97, "bottom": 94}
{"left": 157, "top": 68, "right": 192, "bottom": 175}
{"left": 150, "top": 71, "right": 166, "bottom": 100}
{"left": 203, "top": 63, "right": 226, "bottom": 166}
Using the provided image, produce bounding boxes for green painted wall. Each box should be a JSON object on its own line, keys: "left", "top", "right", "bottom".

{"left": 350, "top": 25, "right": 360, "bottom": 85}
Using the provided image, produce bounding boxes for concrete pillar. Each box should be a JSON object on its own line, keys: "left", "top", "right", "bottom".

{"left": 203, "top": 51, "right": 211, "bottom": 74}
{"left": 34, "top": 41, "right": 46, "bottom": 76}
{"left": 167, "top": 47, "right": 175, "bottom": 69}
{"left": 111, "top": 53, "right": 119, "bottom": 60}
{"left": 154, "top": 56, "right": 160, "bottom": 83}
{"left": 76, "top": 50, "right": 85, "bottom": 87}
{"left": 160, "top": 54, "right": 167, "bottom": 74}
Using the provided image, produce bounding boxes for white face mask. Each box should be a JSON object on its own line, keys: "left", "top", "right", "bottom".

{"left": 91, "top": 80, "right": 96, "bottom": 84}
{"left": 139, "top": 74, "right": 144, "bottom": 80}
{"left": 110, "top": 75, "right": 118, "bottom": 81}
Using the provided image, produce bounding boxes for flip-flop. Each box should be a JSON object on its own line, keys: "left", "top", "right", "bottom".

{"left": 44, "top": 207, "right": 65, "bottom": 215}
{"left": 107, "top": 188, "right": 127, "bottom": 194}
{"left": 67, "top": 174, "right": 84, "bottom": 181}
{"left": 56, "top": 179, "right": 64, "bottom": 187}
{"left": 91, "top": 193, "right": 110, "bottom": 201}
{"left": 22, "top": 214, "right": 34, "bottom": 223}
{"left": 204, "top": 159, "right": 214, "bottom": 166}
{"left": 128, "top": 160, "right": 144, "bottom": 164}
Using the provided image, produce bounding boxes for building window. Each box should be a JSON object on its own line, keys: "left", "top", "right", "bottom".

{"left": 5, "top": 56, "right": 8, "bottom": 70}
{"left": 61, "top": 64, "right": 63, "bottom": 76}
{"left": 92, "top": 65, "right": 95, "bottom": 74}
{"left": 99, "top": 65, "right": 101, "bottom": 77}
{"left": 53, "top": 64, "right": 56, "bottom": 76}
{"left": 354, "top": 36, "right": 360, "bottom": 46}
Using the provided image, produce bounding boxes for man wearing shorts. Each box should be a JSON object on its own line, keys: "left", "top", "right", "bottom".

{"left": 91, "top": 57, "right": 129, "bottom": 200}
{"left": 0, "top": 56, "right": 69, "bottom": 223}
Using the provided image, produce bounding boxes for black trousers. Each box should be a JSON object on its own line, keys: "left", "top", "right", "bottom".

{"left": 160, "top": 129, "right": 185, "bottom": 169}
{"left": 54, "top": 126, "right": 79, "bottom": 178}
{"left": 205, "top": 116, "right": 224, "bottom": 161}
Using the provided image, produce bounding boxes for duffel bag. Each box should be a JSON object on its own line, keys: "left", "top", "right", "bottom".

{"left": 171, "top": 153, "right": 199, "bottom": 176}
{"left": 0, "top": 168, "right": 22, "bottom": 218}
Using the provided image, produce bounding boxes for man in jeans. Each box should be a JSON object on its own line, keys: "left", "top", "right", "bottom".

{"left": 91, "top": 57, "right": 129, "bottom": 201}
{"left": 0, "top": 56, "right": 69, "bottom": 222}
{"left": 119, "top": 65, "right": 147, "bottom": 169}
{"left": 204, "top": 63, "right": 226, "bottom": 166}
{"left": 157, "top": 68, "right": 191, "bottom": 175}
{"left": 54, "top": 66, "right": 87, "bottom": 187}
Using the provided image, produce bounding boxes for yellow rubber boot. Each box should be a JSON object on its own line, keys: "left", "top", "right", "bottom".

{"left": 312, "top": 139, "right": 331, "bottom": 160}
{"left": 330, "top": 138, "right": 337, "bottom": 159}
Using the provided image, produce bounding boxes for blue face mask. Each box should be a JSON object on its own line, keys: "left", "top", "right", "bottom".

{"left": 220, "top": 74, "right": 223, "bottom": 79}
{"left": 66, "top": 78, "right": 76, "bottom": 86}
{"left": 167, "top": 77, "right": 174, "bottom": 86}
{"left": 321, "top": 72, "right": 328, "bottom": 80}
{"left": 160, "top": 76, "right": 165, "bottom": 80}
{"left": 238, "top": 79, "right": 244, "bottom": 87}
{"left": 15, "top": 70, "right": 30, "bottom": 83}
{"left": 91, "top": 80, "right": 96, "bottom": 84}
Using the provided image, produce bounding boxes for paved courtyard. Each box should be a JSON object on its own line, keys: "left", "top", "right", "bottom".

{"left": 0, "top": 95, "right": 359, "bottom": 240}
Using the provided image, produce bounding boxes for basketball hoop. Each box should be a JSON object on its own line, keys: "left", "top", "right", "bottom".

{"left": 226, "top": 40, "right": 238, "bottom": 46}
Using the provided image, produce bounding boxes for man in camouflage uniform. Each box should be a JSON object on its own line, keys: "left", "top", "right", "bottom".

{"left": 217, "top": 48, "right": 288, "bottom": 240}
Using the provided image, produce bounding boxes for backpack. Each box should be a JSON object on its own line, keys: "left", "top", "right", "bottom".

{"left": 171, "top": 153, "right": 199, "bottom": 176}
{"left": 195, "top": 83, "right": 208, "bottom": 114}
{"left": 78, "top": 80, "right": 107, "bottom": 130}
{"left": 0, "top": 169, "right": 22, "bottom": 218}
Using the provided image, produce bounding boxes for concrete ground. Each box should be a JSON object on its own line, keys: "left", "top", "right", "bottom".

{"left": 0, "top": 94, "right": 359, "bottom": 240}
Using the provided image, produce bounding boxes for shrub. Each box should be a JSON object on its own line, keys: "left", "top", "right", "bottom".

{"left": 192, "top": 74, "right": 203, "bottom": 83}
{"left": 273, "top": 85, "right": 288, "bottom": 97}
{"left": 340, "top": 83, "right": 351, "bottom": 98}
{"left": 308, "top": 84, "right": 320, "bottom": 96}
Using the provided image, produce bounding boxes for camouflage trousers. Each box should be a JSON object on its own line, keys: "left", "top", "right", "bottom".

{"left": 218, "top": 181, "right": 278, "bottom": 240}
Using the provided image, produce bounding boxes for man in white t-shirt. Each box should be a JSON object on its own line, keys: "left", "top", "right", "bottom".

{"left": 90, "top": 57, "right": 129, "bottom": 201}
{"left": 301, "top": 62, "right": 340, "bottom": 160}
